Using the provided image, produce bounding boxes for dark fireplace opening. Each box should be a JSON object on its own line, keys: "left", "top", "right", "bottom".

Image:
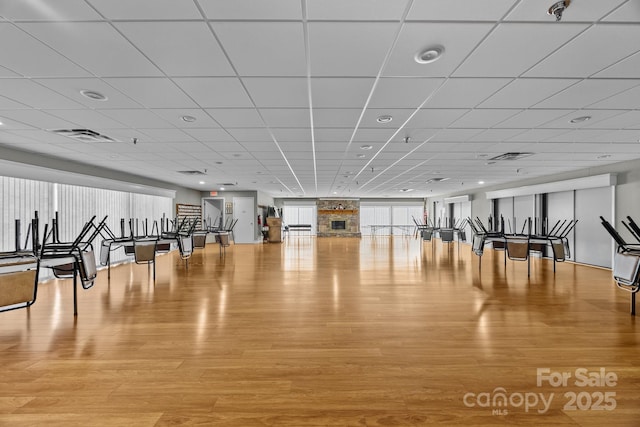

{"left": 331, "top": 220, "right": 346, "bottom": 230}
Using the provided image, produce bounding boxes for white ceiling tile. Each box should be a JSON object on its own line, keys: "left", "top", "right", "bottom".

{"left": 534, "top": 79, "right": 640, "bottom": 109}
{"left": 468, "top": 128, "right": 525, "bottom": 142}
{"left": 309, "top": 22, "right": 398, "bottom": 77}
{"left": 479, "top": 78, "right": 579, "bottom": 108}
{"left": 314, "top": 129, "right": 353, "bottom": 142}
{"left": 405, "top": 109, "right": 468, "bottom": 128}
{"left": 352, "top": 128, "right": 397, "bottom": 142}
{"left": 506, "top": 0, "right": 627, "bottom": 22}
{"left": 312, "top": 109, "right": 360, "bottom": 128}
{"left": 199, "top": 0, "right": 302, "bottom": 20}
{"left": 0, "top": 95, "right": 29, "bottom": 109}
{"left": 454, "top": 23, "right": 587, "bottom": 78}
{"left": 543, "top": 130, "right": 613, "bottom": 143}
{"left": 423, "top": 78, "right": 511, "bottom": 108}
{"left": 44, "top": 109, "right": 127, "bottom": 129}
{"left": 369, "top": 78, "right": 445, "bottom": 108}
{"left": 307, "top": 0, "right": 409, "bottom": 20}
{"left": 595, "top": 51, "right": 640, "bottom": 78}
{"left": 599, "top": 132, "right": 640, "bottom": 144}
{"left": 214, "top": 22, "right": 306, "bottom": 76}
{"left": 430, "top": 129, "right": 484, "bottom": 141}
{"left": 115, "top": 22, "right": 234, "bottom": 77}
{"left": 497, "top": 109, "right": 571, "bottom": 129}
{"left": 35, "top": 78, "right": 141, "bottom": 109}
{"left": 603, "top": 1, "right": 640, "bottom": 22}
{"left": 207, "top": 109, "right": 264, "bottom": 128}
{"left": 0, "top": 115, "right": 35, "bottom": 130}
{"left": 525, "top": 25, "right": 640, "bottom": 78}
{"left": 385, "top": 23, "right": 493, "bottom": 78}
{"left": 0, "top": 24, "right": 90, "bottom": 77}
{"left": 0, "top": 110, "right": 78, "bottom": 130}
{"left": 451, "top": 109, "right": 521, "bottom": 128}
{"left": 150, "top": 109, "right": 220, "bottom": 128}
{"left": 19, "top": 22, "right": 162, "bottom": 77}
{"left": 99, "top": 109, "right": 173, "bottom": 128}
{"left": 184, "top": 128, "right": 233, "bottom": 142}
{"left": 88, "top": 0, "right": 202, "bottom": 19}
{"left": 174, "top": 77, "right": 254, "bottom": 108}
{"left": 506, "top": 129, "right": 569, "bottom": 142}
{"left": 311, "top": 78, "right": 375, "bottom": 108}
{"left": 243, "top": 77, "right": 308, "bottom": 107}
{"left": 408, "top": 0, "right": 518, "bottom": 20}
{"left": 139, "top": 128, "right": 195, "bottom": 143}
{"left": 1, "top": 0, "right": 102, "bottom": 20}
{"left": 586, "top": 111, "right": 640, "bottom": 130}
{"left": 0, "top": 79, "right": 82, "bottom": 109}
{"left": 202, "top": 141, "right": 244, "bottom": 151}
{"left": 270, "top": 128, "right": 312, "bottom": 142}
{"left": 105, "top": 78, "right": 198, "bottom": 109}
{"left": 588, "top": 85, "right": 640, "bottom": 110}
{"left": 260, "top": 109, "right": 310, "bottom": 128}
{"left": 7, "top": 129, "right": 80, "bottom": 144}
{"left": 226, "top": 128, "right": 273, "bottom": 142}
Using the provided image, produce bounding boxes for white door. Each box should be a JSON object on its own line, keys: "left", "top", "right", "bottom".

{"left": 233, "top": 197, "right": 255, "bottom": 244}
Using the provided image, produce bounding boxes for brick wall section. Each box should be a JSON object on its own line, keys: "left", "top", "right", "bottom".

{"left": 316, "top": 199, "right": 361, "bottom": 237}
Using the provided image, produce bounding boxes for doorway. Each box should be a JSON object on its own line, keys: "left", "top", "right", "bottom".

{"left": 233, "top": 196, "right": 256, "bottom": 244}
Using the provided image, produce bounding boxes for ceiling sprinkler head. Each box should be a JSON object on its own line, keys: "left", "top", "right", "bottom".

{"left": 404, "top": 136, "right": 410, "bottom": 144}
{"left": 548, "top": 0, "right": 570, "bottom": 21}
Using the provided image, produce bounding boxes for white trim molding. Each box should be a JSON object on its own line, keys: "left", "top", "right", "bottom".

{"left": 486, "top": 174, "right": 617, "bottom": 200}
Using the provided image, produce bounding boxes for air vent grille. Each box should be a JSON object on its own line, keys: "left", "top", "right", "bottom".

{"left": 489, "top": 152, "right": 533, "bottom": 161}
{"left": 50, "top": 129, "right": 117, "bottom": 143}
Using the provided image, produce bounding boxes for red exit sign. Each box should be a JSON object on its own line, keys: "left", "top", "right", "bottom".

{"left": 209, "top": 191, "right": 218, "bottom": 196}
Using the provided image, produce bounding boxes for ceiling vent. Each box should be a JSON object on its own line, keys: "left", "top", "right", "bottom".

{"left": 177, "top": 170, "right": 206, "bottom": 176}
{"left": 50, "top": 128, "right": 117, "bottom": 143}
{"left": 217, "top": 182, "right": 236, "bottom": 186}
{"left": 489, "top": 152, "right": 533, "bottom": 161}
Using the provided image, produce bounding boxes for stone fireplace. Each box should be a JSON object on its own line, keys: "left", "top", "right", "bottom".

{"left": 317, "top": 199, "right": 361, "bottom": 238}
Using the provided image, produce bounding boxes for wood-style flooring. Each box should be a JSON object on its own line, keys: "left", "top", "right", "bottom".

{"left": 1, "top": 237, "right": 638, "bottom": 426}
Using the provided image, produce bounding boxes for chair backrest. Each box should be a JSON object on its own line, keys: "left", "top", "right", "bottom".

{"left": 192, "top": 233, "right": 207, "bottom": 249}
{"left": 134, "top": 240, "right": 157, "bottom": 263}
{"left": 613, "top": 252, "right": 640, "bottom": 287}
{"left": 440, "top": 229, "right": 454, "bottom": 242}
{"left": 179, "top": 236, "right": 193, "bottom": 259}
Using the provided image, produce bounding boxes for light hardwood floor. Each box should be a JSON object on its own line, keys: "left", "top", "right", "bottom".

{"left": 1, "top": 237, "right": 638, "bottom": 426}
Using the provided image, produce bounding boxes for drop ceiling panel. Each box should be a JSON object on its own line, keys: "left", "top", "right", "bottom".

{"left": 139, "top": 128, "right": 195, "bottom": 143}
{"left": 18, "top": 22, "right": 162, "bottom": 77}
{"left": 479, "top": 78, "right": 579, "bottom": 108}
{"left": 468, "top": 128, "right": 525, "bottom": 142}
{"left": 312, "top": 109, "right": 360, "bottom": 128}
{"left": 35, "top": 78, "right": 141, "bottom": 109}
{"left": 588, "top": 85, "right": 640, "bottom": 110}
{"left": 425, "top": 78, "right": 511, "bottom": 108}
{"left": 309, "top": 22, "right": 398, "bottom": 77}
{"left": 243, "top": 78, "right": 308, "bottom": 108}
{"left": 214, "top": 22, "right": 306, "bottom": 76}
{"left": 88, "top": 0, "right": 203, "bottom": 20}
{"left": 430, "top": 129, "right": 484, "bottom": 141}
{"left": 207, "top": 109, "right": 264, "bottom": 128}
{"left": 0, "top": 110, "right": 78, "bottom": 130}
{"left": 595, "top": 52, "right": 640, "bottom": 78}
{"left": 2, "top": 0, "right": 101, "bottom": 20}
{"left": 0, "top": 79, "right": 82, "bottom": 109}
{"left": 226, "top": 128, "right": 273, "bottom": 142}
{"left": 199, "top": 0, "right": 302, "bottom": 20}
{"left": 174, "top": 77, "right": 253, "bottom": 108}
{"left": 0, "top": 24, "right": 90, "bottom": 77}
{"left": 0, "top": 96, "right": 29, "bottom": 110}
{"left": 260, "top": 109, "right": 310, "bottom": 128}
{"left": 534, "top": 79, "right": 639, "bottom": 109}
{"left": 541, "top": 110, "right": 625, "bottom": 129}
{"left": 360, "top": 109, "right": 415, "bottom": 128}
{"left": 407, "top": 0, "right": 517, "bottom": 21}
{"left": 115, "top": 22, "right": 233, "bottom": 77}
{"left": 451, "top": 109, "right": 521, "bottom": 128}
{"left": 506, "top": 0, "right": 627, "bottom": 22}
{"left": 405, "top": 109, "right": 468, "bottom": 128}
{"left": 99, "top": 109, "right": 173, "bottom": 129}
{"left": 525, "top": 25, "right": 640, "bottom": 78}
{"left": 104, "top": 78, "right": 198, "bottom": 109}
{"left": 603, "top": 1, "right": 640, "bottom": 22}
{"left": 598, "top": 130, "right": 640, "bottom": 143}
{"left": 311, "top": 78, "right": 375, "bottom": 108}
{"left": 270, "top": 128, "right": 313, "bottom": 142}
{"left": 587, "top": 111, "right": 640, "bottom": 129}
{"left": 454, "top": 23, "right": 587, "bottom": 78}
{"left": 385, "top": 23, "right": 493, "bottom": 78}
{"left": 369, "top": 78, "right": 445, "bottom": 108}
{"left": 44, "top": 109, "right": 127, "bottom": 129}
{"left": 315, "top": 129, "right": 353, "bottom": 142}
{"left": 497, "top": 109, "right": 571, "bottom": 129}
{"left": 307, "top": 0, "right": 409, "bottom": 21}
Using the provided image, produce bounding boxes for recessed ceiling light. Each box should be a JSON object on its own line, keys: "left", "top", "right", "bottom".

{"left": 199, "top": 181, "right": 205, "bottom": 185}
{"left": 360, "top": 144, "right": 373, "bottom": 150}
{"left": 220, "top": 187, "right": 225, "bottom": 191}
{"left": 356, "top": 154, "right": 366, "bottom": 158}
{"left": 80, "top": 90, "right": 108, "bottom": 101}
{"left": 333, "top": 191, "right": 337, "bottom": 195}
{"left": 376, "top": 115, "right": 393, "bottom": 124}
{"left": 0, "top": 121, "right": 3, "bottom": 126}
{"left": 400, "top": 188, "right": 414, "bottom": 193}
{"left": 414, "top": 45, "right": 444, "bottom": 64}
{"left": 478, "top": 181, "right": 485, "bottom": 185}
{"left": 570, "top": 116, "right": 591, "bottom": 124}
{"left": 181, "top": 115, "right": 197, "bottom": 123}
